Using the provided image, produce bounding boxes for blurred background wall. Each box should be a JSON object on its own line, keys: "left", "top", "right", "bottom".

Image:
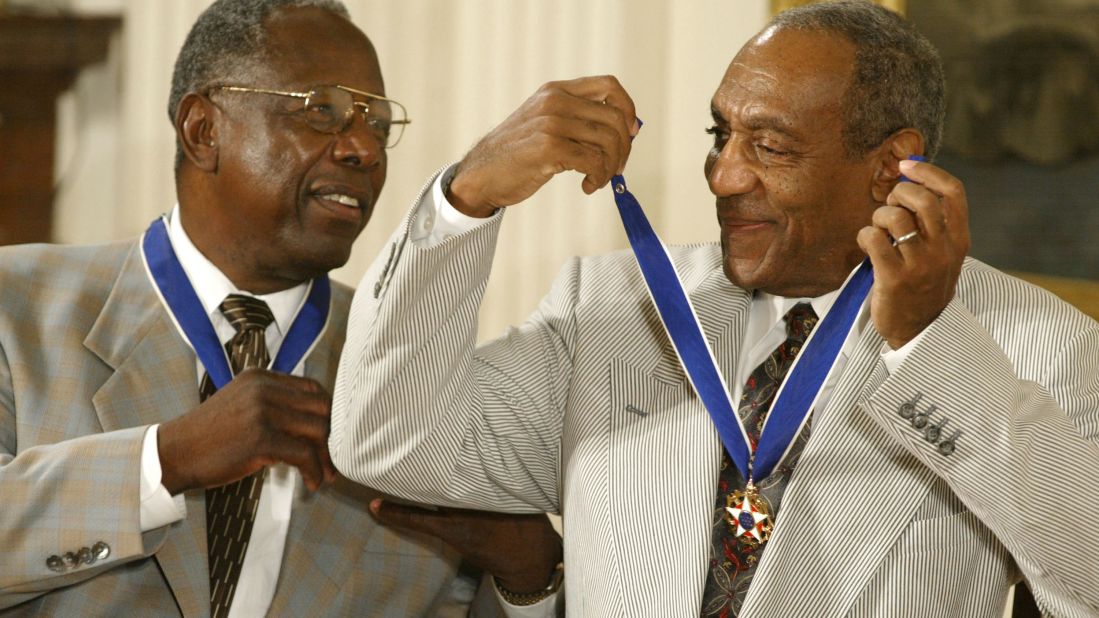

{"left": 910, "top": 0, "right": 1099, "bottom": 283}
{"left": 0, "top": 0, "right": 1096, "bottom": 339}
{"left": 10, "top": 0, "right": 766, "bottom": 341}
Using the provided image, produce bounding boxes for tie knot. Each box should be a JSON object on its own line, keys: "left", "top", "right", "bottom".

{"left": 784, "top": 302, "right": 818, "bottom": 343}
{"left": 218, "top": 294, "right": 275, "bottom": 333}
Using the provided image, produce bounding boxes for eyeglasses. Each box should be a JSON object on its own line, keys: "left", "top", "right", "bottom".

{"left": 211, "top": 84, "right": 411, "bottom": 148}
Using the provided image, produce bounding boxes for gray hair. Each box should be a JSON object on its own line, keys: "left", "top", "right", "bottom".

{"left": 770, "top": 0, "right": 946, "bottom": 160}
{"left": 169, "top": 0, "right": 351, "bottom": 169}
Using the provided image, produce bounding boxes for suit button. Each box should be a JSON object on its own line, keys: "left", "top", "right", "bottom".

{"left": 46, "top": 555, "right": 65, "bottom": 572}
{"left": 92, "top": 541, "right": 111, "bottom": 561}
{"left": 76, "top": 547, "right": 93, "bottom": 565}
{"left": 61, "top": 552, "right": 78, "bottom": 569}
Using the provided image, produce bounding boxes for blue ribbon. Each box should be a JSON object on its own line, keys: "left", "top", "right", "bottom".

{"left": 141, "top": 217, "right": 331, "bottom": 390}
{"left": 610, "top": 174, "right": 872, "bottom": 481}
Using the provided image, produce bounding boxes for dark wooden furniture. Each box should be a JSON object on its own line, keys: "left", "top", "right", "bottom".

{"left": 0, "top": 12, "right": 121, "bottom": 244}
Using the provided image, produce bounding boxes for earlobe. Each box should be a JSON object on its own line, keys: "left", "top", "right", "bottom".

{"left": 871, "top": 129, "right": 926, "bottom": 202}
{"left": 176, "top": 93, "right": 220, "bottom": 173}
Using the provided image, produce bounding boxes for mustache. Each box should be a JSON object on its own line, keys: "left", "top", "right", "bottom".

{"left": 715, "top": 196, "right": 772, "bottom": 222}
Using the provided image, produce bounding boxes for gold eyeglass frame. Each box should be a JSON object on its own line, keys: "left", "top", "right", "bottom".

{"left": 211, "top": 84, "right": 412, "bottom": 148}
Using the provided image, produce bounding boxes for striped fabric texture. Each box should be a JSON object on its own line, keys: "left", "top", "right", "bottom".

{"left": 201, "top": 294, "right": 276, "bottom": 618}
{"left": 331, "top": 174, "right": 1099, "bottom": 617}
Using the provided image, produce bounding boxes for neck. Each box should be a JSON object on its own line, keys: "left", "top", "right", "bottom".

{"left": 757, "top": 251, "right": 865, "bottom": 298}
{"left": 217, "top": 266, "right": 308, "bottom": 296}
{"left": 742, "top": 269, "right": 844, "bottom": 299}
{"left": 176, "top": 204, "right": 310, "bottom": 295}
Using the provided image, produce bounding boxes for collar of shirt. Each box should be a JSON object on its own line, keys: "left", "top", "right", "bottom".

{"left": 741, "top": 289, "right": 840, "bottom": 365}
{"left": 166, "top": 205, "right": 309, "bottom": 353}
{"left": 733, "top": 271, "right": 872, "bottom": 405}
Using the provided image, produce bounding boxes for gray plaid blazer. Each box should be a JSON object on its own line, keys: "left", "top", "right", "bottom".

{"left": 331, "top": 174, "right": 1099, "bottom": 617}
{"left": 0, "top": 239, "right": 466, "bottom": 616}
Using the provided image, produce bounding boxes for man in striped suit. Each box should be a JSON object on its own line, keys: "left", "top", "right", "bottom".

{"left": 331, "top": 1, "right": 1099, "bottom": 616}
{"left": 0, "top": 0, "right": 561, "bottom": 615}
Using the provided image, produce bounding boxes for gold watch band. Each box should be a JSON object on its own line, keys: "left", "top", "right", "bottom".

{"left": 495, "top": 563, "right": 564, "bottom": 607}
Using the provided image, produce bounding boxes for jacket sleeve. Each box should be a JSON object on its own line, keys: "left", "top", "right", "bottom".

{"left": 0, "top": 342, "right": 168, "bottom": 608}
{"left": 861, "top": 293, "right": 1099, "bottom": 618}
{"left": 330, "top": 178, "right": 580, "bottom": 515}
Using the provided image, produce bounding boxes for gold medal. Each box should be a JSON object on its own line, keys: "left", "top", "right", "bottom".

{"left": 724, "top": 482, "right": 772, "bottom": 545}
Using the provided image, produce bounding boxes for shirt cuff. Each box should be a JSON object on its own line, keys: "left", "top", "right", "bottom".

{"left": 880, "top": 328, "right": 928, "bottom": 374}
{"left": 409, "top": 164, "right": 498, "bottom": 247}
{"left": 139, "top": 424, "right": 187, "bottom": 531}
{"left": 492, "top": 577, "right": 562, "bottom": 618}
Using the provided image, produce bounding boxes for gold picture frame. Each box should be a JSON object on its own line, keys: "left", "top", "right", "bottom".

{"left": 771, "top": 0, "right": 905, "bottom": 16}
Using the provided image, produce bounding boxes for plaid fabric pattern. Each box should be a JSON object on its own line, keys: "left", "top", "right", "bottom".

{"left": 0, "top": 242, "right": 471, "bottom": 616}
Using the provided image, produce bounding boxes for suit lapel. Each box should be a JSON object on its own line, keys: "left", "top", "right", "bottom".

{"left": 743, "top": 323, "right": 936, "bottom": 616}
{"left": 607, "top": 267, "right": 752, "bottom": 610}
{"left": 269, "top": 289, "right": 378, "bottom": 612}
{"left": 694, "top": 271, "right": 751, "bottom": 393}
{"left": 85, "top": 244, "right": 209, "bottom": 618}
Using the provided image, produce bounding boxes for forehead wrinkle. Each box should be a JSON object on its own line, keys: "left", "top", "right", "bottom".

{"left": 729, "top": 60, "right": 777, "bottom": 82}
{"left": 713, "top": 62, "right": 775, "bottom": 109}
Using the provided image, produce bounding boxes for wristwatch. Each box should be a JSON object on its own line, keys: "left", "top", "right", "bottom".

{"left": 495, "top": 562, "right": 564, "bottom": 607}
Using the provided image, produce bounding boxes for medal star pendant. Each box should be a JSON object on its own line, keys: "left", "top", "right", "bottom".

{"left": 724, "top": 484, "right": 772, "bottom": 544}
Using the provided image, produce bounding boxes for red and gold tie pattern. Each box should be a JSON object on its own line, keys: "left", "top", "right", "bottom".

{"left": 701, "top": 302, "right": 818, "bottom": 617}
{"left": 199, "top": 294, "right": 275, "bottom": 618}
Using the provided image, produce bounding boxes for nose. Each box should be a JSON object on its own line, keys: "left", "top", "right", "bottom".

{"left": 331, "top": 115, "right": 383, "bottom": 169}
{"left": 706, "top": 136, "right": 760, "bottom": 197}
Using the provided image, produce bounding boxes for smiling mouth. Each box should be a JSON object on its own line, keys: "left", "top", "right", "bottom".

{"left": 720, "top": 219, "right": 771, "bottom": 231}
{"left": 307, "top": 189, "right": 373, "bottom": 231}
{"left": 315, "top": 193, "right": 361, "bottom": 209}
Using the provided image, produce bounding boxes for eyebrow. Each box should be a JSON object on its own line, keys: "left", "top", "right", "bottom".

{"left": 710, "top": 105, "right": 802, "bottom": 142}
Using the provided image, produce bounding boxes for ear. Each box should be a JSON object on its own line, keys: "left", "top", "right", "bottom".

{"left": 175, "top": 93, "right": 220, "bottom": 173}
{"left": 870, "top": 128, "right": 925, "bottom": 203}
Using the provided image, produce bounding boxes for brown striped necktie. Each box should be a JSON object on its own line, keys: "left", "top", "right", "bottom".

{"left": 199, "top": 294, "right": 275, "bottom": 618}
{"left": 701, "top": 302, "right": 818, "bottom": 617}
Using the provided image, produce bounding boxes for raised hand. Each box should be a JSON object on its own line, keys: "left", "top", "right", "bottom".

{"left": 158, "top": 369, "right": 337, "bottom": 494}
{"left": 857, "top": 158, "right": 971, "bottom": 349}
{"left": 370, "top": 499, "right": 563, "bottom": 594}
{"left": 446, "top": 75, "right": 639, "bottom": 218}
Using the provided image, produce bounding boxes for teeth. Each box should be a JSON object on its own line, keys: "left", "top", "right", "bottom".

{"left": 319, "top": 194, "right": 359, "bottom": 208}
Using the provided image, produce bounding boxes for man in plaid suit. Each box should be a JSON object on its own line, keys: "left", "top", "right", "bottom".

{"left": 0, "top": 1, "right": 560, "bottom": 616}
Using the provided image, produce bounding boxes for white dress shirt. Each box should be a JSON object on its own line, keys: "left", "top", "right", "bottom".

{"left": 138, "top": 205, "right": 309, "bottom": 617}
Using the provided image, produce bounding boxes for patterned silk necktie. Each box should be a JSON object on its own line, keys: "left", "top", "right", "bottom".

{"left": 199, "top": 294, "right": 276, "bottom": 618}
{"left": 701, "top": 302, "right": 819, "bottom": 617}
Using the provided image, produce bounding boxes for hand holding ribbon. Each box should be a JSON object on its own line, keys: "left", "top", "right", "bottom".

{"left": 143, "top": 218, "right": 337, "bottom": 493}
{"left": 858, "top": 156, "right": 970, "bottom": 349}
{"left": 444, "top": 76, "right": 640, "bottom": 218}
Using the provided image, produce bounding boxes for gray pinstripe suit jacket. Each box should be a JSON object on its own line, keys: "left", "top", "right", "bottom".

{"left": 0, "top": 240, "right": 470, "bottom": 616}
{"left": 331, "top": 183, "right": 1099, "bottom": 617}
